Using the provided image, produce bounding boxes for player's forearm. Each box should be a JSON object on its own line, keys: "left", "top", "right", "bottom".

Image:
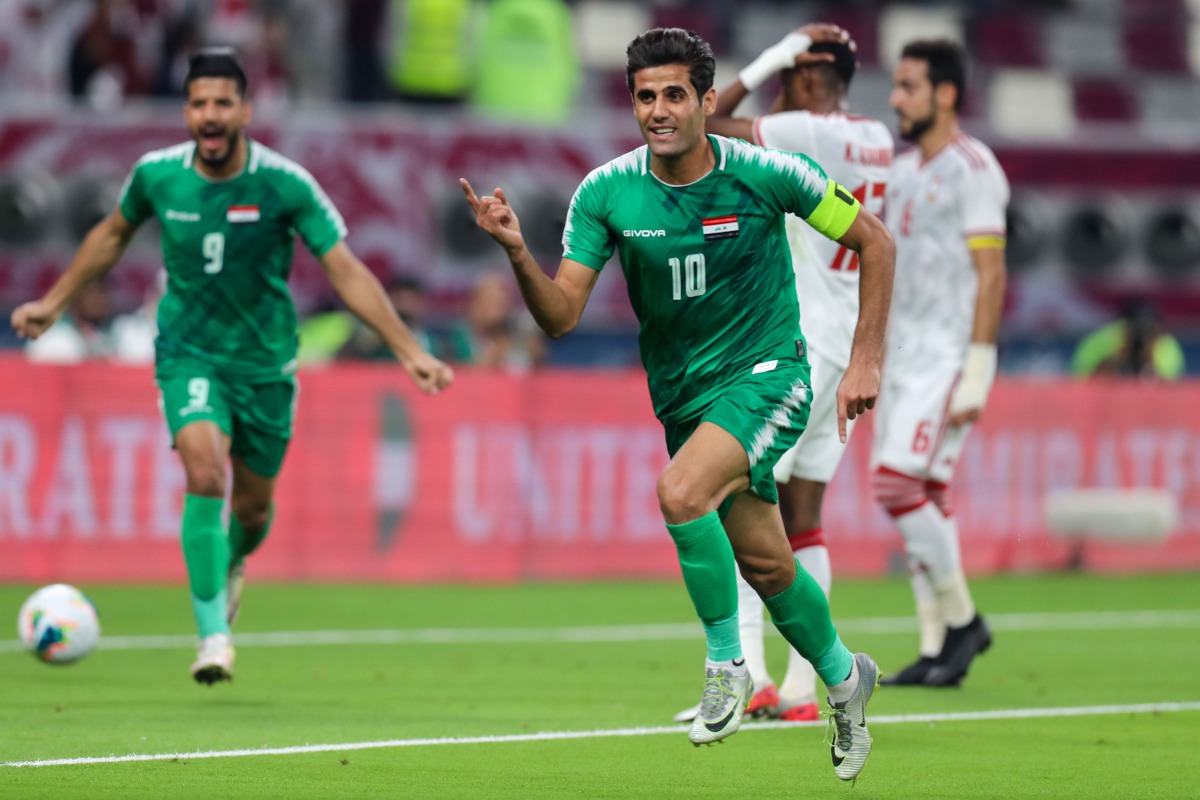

{"left": 505, "top": 244, "right": 577, "bottom": 338}
{"left": 331, "top": 264, "right": 426, "bottom": 362}
{"left": 42, "top": 217, "right": 130, "bottom": 312}
{"left": 713, "top": 80, "right": 750, "bottom": 119}
{"left": 969, "top": 256, "right": 1006, "bottom": 344}
{"left": 848, "top": 234, "right": 895, "bottom": 368}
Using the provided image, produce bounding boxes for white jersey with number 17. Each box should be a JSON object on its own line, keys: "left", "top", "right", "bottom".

{"left": 755, "top": 111, "right": 894, "bottom": 369}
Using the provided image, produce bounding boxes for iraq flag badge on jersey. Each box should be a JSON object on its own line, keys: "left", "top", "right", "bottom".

{"left": 226, "top": 205, "right": 260, "bottom": 223}
{"left": 702, "top": 215, "right": 739, "bottom": 241}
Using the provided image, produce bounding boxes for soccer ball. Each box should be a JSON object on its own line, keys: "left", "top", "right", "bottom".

{"left": 17, "top": 584, "right": 101, "bottom": 665}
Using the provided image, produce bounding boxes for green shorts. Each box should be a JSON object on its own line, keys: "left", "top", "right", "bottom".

{"left": 662, "top": 358, "right": 812, "bottom": 506}
{"left": 156, "top": 359, "right": 297, "bottom": 478}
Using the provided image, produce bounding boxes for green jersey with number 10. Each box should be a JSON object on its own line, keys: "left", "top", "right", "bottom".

{"left": 563, "top": 135, "right": 861, "bottom": 424}
{"left": 118, "top": 139, "right": 346, "bottom": 380}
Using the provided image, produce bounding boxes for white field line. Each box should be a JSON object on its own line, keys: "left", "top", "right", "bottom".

{"left": 4, "top": 702, "right": 1199, "bottom": 768}
{"left": 1, "top": 609, "right": 1198, "bottom": 654}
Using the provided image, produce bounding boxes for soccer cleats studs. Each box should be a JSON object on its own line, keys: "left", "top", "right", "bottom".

{"left": 687, "top": 662, "right": 753, "bottom": 746}
{"left": 191, "top": 633, "right": 235, "bottom": 685}
{"left": 825, "top": 652, "right": 878, "bottom": 781}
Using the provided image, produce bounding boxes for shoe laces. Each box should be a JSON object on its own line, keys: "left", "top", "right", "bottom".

{"left": 822, "top": 704, "right": 852, "bottom": 751}
{"left": 699, "top": 670, "right": 736, "bottom": 718}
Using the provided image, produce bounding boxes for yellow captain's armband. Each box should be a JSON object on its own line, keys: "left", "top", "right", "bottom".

{"left": 967, "top": 235, "right": 1006, "bottom": 251}
{"left": 806, "top": 179, "right": 860, "bottom": 241}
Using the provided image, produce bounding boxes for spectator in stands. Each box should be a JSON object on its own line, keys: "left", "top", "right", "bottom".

{"left": 0, "top": 0, "right": 83, "bottom": 106}
{"left": 338, "top": 277, "right": 443, "bottom": 361}
{"left": 343, "top": 0, "right": 389, "bottom": 102}
{"left": 471, "top": 0, "right": 578, "bottom": 125}
{"left": 154, "top": 10, "right": 204, "bottom": 98}
{"left": 387, "top": 0, "right": 476, "bottom": 106}
{"left": 110, "top": 270, "right": 164, "bottom": 365}
{"left": 25, "top": 279, "right": 116, "bottom": 363}
{"left": 1072, "top": 298, "right": 1185, "bottom": 380}
{"left": 68, "top": 0, "right": 147, "bottom": 108}
{"left": 446, "top": 271, "right": 545, "bottom": 370}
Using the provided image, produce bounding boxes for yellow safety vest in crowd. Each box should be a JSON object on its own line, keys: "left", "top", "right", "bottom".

{"left": 389, "top": 0, "right": 474, "bottom": 99}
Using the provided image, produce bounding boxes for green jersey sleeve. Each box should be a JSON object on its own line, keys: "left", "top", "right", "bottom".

{"left": 282, "top": 165, "right": 347, "bottom": 258}
{"left": 562, "top": 169, "right": 616, "bottom": 270}
{"left": 748, "top": 146, "right": 861, "bottom": 241}
{"left": 117, "top": 159, "right": 154, "bottom": 226}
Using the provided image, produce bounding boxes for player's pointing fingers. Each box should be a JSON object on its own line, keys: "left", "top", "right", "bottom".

{"left": 459, "top": 178, "right": 481, "bottom": 212}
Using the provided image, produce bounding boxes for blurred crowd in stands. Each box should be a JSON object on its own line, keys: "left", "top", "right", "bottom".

{"left": 1, "top": 0, "right": 1198, "bottom": 375}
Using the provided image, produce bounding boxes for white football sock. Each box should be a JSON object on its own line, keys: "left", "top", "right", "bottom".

{"left": 910, "top": 569, "right": 946, "bottom": 657}
{"left": 895, "top": 502, "right": 962, "bottom": 583}
{"left": 826, "top": 656, "right": 859, "bottom": 705}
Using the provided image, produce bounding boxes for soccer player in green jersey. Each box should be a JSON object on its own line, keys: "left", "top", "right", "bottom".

{"left": 11, "top": 49, "right": 454, "bottom": 685}
{"left": 461, "top": 29, "right": 894, "bottom": 780}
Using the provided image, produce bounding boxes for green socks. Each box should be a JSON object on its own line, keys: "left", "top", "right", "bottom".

{"left": 181, "top": 493, "right": 230, "bottom": 637}
{"left": 764, "top": 561, "right": 853, "bottom": 686}
{"left": 229, "top": 504, "right": 273, "bottom": 567}
{"left": 665, "top": 512, "right": 741, "bottom": 662}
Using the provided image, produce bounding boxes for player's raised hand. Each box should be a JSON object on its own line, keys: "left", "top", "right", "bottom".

{"left": 797, "top": 23, "right": 851, "bottom": 47}
{"left": 404, "top": 351, "right": 455, "bottom": 395}
{"left": 460, "top": 179, "right": 525, "bottom": 254}
{"left": 835, "top": 359, "right": 881, "bottom": 443}
{"left": 792, "top": 24, "right": 854, "bottom": 67}
{"left": 11, "top": 299, "right": 62, "bottom": 341}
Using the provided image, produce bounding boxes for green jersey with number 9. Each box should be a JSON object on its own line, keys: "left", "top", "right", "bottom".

{"left": 118, "top": 140, "right": 346, "bottom": 380}
{"left": 562, "top": 135, "right": 862, "bottom": 424}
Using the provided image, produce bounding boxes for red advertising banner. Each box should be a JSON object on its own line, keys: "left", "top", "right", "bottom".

{"left": 1, "top": 357, "right": 1198, "bottom": 583}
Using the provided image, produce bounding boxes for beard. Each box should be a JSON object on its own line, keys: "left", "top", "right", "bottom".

{"left": 898, "top": 110, "right": 935, "bottom": 143}
{"left": 193, "top": 128, "right": 240, "bottom": 168}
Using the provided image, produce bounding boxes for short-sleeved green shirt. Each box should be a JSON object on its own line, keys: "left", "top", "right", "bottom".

{"left": 119, "top": 139, "right": 346, "bottom": 381}
{"left": 563, "top": 135, "right": 860, "bottom": 425}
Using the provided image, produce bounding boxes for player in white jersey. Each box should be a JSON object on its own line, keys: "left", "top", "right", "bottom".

{"left": 668, "top": 25, "right": 894, "bottom": 724}
{"left": 874, "top": 39, "right": 1008, "bottom": 688}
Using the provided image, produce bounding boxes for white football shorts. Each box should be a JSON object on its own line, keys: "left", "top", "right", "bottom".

{"left": 773, "top": 349, "right": 856, "bottom": 484}
{"left": 870, "top": 356, "right": 972, "bottom": 484}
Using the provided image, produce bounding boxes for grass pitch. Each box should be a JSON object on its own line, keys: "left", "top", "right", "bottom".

{"left": 1, "top": 574, "right": 1198, "bottom": 799}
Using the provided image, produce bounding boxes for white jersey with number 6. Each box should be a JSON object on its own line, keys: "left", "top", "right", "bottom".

{"left": 755, "top": 111, "right": 893, "bottom": 369}
{"left": 884, "top": 133, "right": 1010, "bottom": 366}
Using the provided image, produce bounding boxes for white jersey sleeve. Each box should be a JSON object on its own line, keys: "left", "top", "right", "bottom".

{"left": 959, "top": 147, "right": 1010, "bottom": 240}
{"left": 753, "top": 111, "right": 893, "bottom": 368}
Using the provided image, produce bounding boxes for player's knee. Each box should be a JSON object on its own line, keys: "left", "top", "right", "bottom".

{"left": 738, "top": 553, "right": 795, "bottom": 598}
{"left": 871, "top": 466, "right": 928, "bottom": 517}
{"left": 183, "top": 461, "right": 226, "bottom": 499}
{"left": 924, "top": 479, "right": 954, "bottom": 517}
{"left": 656, "top": 468, "right": 708, "bottom": 523}
{"left": 231, "top": 497, "right": 271, "bottom": 531}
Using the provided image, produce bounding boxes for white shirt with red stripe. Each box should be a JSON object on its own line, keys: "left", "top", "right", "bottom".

{"left": 884, "top": 133, "right": 1010, "bottom": 365}
{"left": 755, "top": 111, "right": 894, "bottom": 369}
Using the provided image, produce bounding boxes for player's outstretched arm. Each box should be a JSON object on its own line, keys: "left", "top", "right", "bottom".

{"left": 11, "top": 209, "right": 138, "bottom": 340}
{"left": 459, "top": 178, "right": 599, "bottom": 338}
{"left": 834, "top": 207, "right": 895, "bottom": 442}
{"left": 318, "top": 242, "right": 453, "bottom": 394}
